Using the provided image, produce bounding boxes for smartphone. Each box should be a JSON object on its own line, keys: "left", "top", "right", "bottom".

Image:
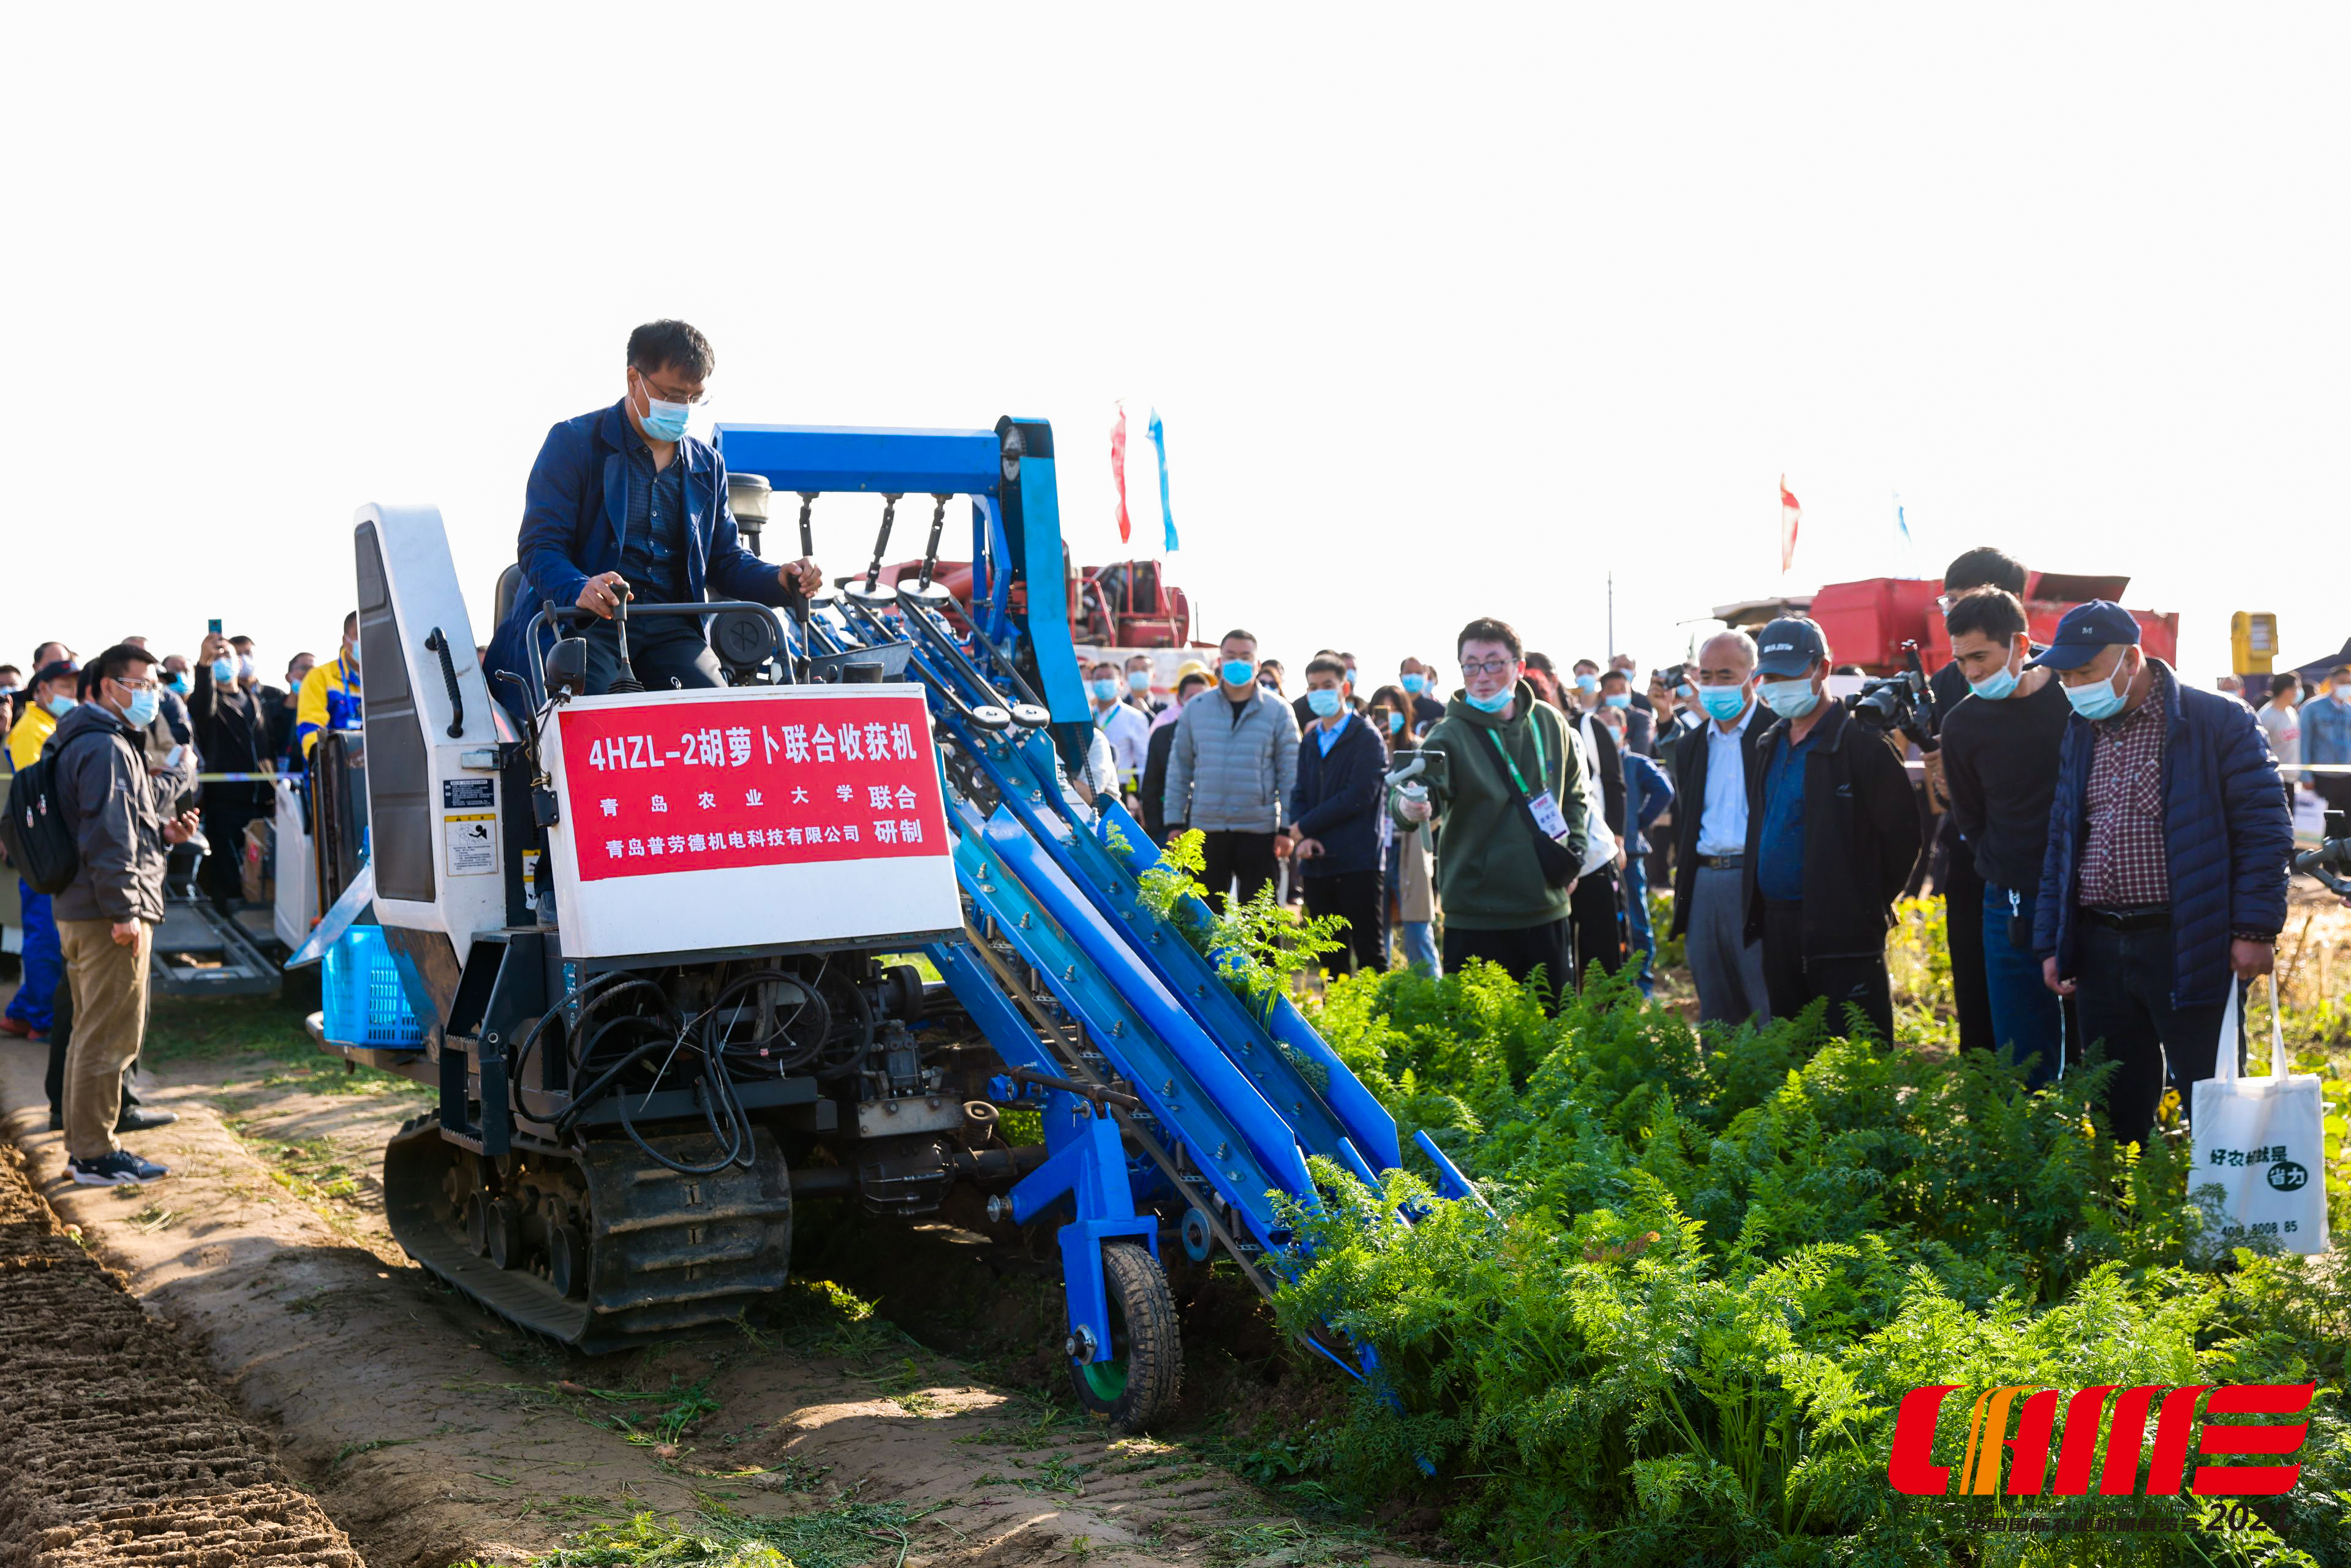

{"left": 207, "top": 618, "right": 224, "bottom": 635}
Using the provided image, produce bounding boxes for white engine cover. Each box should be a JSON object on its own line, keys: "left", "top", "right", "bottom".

{"left": 542, "top": 684, "right": 961, "bottom": 960}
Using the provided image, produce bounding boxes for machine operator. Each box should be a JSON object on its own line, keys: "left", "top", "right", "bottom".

{"left": 485, "top": 319, "right": 825, "bottom": 703}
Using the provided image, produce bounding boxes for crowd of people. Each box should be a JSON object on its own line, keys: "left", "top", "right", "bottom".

{"left": 0, "top": 616, "right": 366, "bottom": 1186}
{"left": 1136, "top": 545, "right": 2339, "bottom": 1148}
{"left": 8, "top": 314, "right": 2345, "bottom": 1191}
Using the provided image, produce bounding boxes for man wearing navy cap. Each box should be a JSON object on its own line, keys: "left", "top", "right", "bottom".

{"left": 1741, "top": 617, "right": 1923, "bottom": 1042}
{"left": 2031, "top": 601, "right": 2291, "bottom": 1142}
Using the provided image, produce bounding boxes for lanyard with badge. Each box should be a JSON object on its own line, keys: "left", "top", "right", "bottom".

{"left": 1485, "top": 720, "right": 1573, "bottom": 843}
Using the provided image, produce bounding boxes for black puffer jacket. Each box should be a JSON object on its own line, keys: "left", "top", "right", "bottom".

{"left": 49, "top": 703, "right": 170, "bottom": 925}
{"left": 1740, "top": 698, "right": 1923, "bottom": 959}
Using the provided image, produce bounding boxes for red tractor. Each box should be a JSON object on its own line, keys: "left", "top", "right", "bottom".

{"left": 1716, "top": 572, "right": 2178, "bottom": 676}
{"left": 869, "top": 554, "right": 1196, "bottom": 650}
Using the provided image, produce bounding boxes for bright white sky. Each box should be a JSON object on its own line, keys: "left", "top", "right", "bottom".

{"left": 7, "top": 6, "right": 2345, "bottom": 695}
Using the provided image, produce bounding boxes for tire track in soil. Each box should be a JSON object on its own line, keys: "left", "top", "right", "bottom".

{"left": 0, "top": 1140, "right": 360, "bottom": 1568}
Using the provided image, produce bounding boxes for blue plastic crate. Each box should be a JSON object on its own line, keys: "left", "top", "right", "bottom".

{"left": 322, "top": 925, "right": 428, "bottom": 1049}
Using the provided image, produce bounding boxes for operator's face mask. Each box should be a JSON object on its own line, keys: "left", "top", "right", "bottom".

{"left": 631, "top": 368, "right": 698, "bottom": 443}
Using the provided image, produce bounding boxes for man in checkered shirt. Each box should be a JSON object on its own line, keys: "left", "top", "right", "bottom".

{"left": 2032, "top": 602, "right": 2293, "bottom": 1142}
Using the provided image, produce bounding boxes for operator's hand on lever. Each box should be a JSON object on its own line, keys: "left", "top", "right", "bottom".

{"left": 577, "top": 571, "right": 632, "bottom": 619}
{"left": 779, "top": 557, "right": 825, "bottom": 596}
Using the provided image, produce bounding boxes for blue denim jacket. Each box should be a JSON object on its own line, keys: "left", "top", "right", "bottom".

{"left": 2303, "top": 690, "right": 2351, "bottom": 768}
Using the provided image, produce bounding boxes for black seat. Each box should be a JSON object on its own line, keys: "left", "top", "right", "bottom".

{"left": 494, "top": 562, "right": 524, "bottom": 629}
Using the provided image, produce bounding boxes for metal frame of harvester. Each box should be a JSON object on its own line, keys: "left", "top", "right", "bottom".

{"left": 315, "top": 415, "right": 1474, "bottom": 1429}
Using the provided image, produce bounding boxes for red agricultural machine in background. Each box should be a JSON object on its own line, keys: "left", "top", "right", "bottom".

{"left": 1713, "top": 571, "right": 2179, "bottom": 675}
{"left": 869, "top": 554, "right": 1196, "bottom": 650}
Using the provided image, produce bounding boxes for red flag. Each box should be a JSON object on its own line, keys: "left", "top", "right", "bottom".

{"left": 1779, "top": 475, "right": 1801, "bottom": 573}
{"left": 1111, "top": 403, "right": 1131, "bottom": 544}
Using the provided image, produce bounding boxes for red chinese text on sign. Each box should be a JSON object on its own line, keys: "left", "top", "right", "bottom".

{"left": 555, "top": 692, "right": 949, "bottom": 883}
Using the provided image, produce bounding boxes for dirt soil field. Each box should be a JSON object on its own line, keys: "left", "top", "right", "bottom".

{"left": 0, "top": 1140, "right": 358, "bottom": 1568}
{"left": 0, "top": 998, "right": 1416, "bottom": 1568}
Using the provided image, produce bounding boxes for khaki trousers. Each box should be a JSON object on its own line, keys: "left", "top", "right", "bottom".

{"left": 58, "top": 919, "right": 152, "bottom": 1161}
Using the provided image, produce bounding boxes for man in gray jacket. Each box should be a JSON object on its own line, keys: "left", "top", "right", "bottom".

{"left": 51, "top": 644, "right": 199, "bottom": 1186}
{"left": 1163, "top": 628, "right": 1300, "bottom": 911}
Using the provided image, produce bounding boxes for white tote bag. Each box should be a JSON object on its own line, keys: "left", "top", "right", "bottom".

{"left": 2191, "top": 980, "right": 2330, "bottom": 1255}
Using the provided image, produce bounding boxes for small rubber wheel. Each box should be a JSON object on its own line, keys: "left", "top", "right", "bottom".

{"left": 462, "top": 1191, "right": 489, "bottom": 1256}
{"left": 548, "top": 1224, "right": 587, "bottom": 1298}
{"left": 1067, "top": 1242, "right": 1181, "bottom": 1432}
{"left": 486, "top": 1198, "right": 524, "bottom": 1270}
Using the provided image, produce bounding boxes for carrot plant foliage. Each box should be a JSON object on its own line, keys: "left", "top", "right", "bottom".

{"left": 1270, "top": 962, "right": 2351, "bottom": 1566}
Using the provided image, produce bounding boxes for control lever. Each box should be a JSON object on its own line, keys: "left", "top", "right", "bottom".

{"left": 795, "top": 492, "right": 837, "bottom": 605}
{"left": 606, "top": 589, "right": 643, "bottom": 694}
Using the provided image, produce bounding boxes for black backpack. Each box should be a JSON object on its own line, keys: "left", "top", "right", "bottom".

{"left": 0, "top": 729, "right": 109, "bottom": 895}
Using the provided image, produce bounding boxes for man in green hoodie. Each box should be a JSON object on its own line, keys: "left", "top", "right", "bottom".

{"left": 1392, "top": 617, "right": 1588, "bottom": 1003}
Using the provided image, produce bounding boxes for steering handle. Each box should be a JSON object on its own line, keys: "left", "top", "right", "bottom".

{"left": 422, "top": 627, "right": 464, "bottom": 738}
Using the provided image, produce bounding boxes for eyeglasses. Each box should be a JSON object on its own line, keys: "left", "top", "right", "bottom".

{"left": 111, "top": 674, "right": 156, "bottom": 692}
{"left": 1460, "top": 657, "right": 1516, "bottom": 678}
{"left": 632, "top": 368, "right": 709, "bottom": 405}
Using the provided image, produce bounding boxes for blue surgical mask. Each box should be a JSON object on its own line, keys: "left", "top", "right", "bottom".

{"left": 1385, "top": 710, "right": 1404, "bottom": 734}
{"left": 1221, "top": 659, "right": 1256, "bottom": 687}
{"left": 1602, "top": 692, "right": 1631, "bottom": 709}
{"left": 2065, "top": 651, "right": 2135, "bottom": 722}
{"left": 122, "top": 686, "right": 160, "bottom": 728}
{"left": 1677, "top": 682, "right": 1697, "bottom": 701}
{"left": 1759, "top": 678, "right": 1819, "bottom": 719}
{"left": 237, "top": 654, "right": 256, "bottom": 682}
{"left": 165, "top": 673, "right": 191, "bottom": 695}
{"left": 1464, "top": 685, "right": 1513, "bottom": 714}
{"left": 1696, "top": 683, "right": 1749, "bottom": 722}
{"left": 46, "top": 694, "right": 75, "bottom": 718}
{"left": 1307, "top": 688, "right": 1344, "bottom": 718}
{"left": 211, "top": 657, "right": 236, "bottom": 684}
{"left": 1090, "top": 677, "right": 1120, "bottom": 702}
{"left": 1126, "top": 669, "right": 1152, "bottom": 693}
{"left": 1968, "top": 654, "right": 2020, "bottom": 703}
{"left": 1401, "top": 672, "right": 1427, "bottom": 695}
{"left": 640, "top": 393, "right": 690, "bottom": 442}
{"left": 1574, "top": 674, "right": 1599, "bottom": 695}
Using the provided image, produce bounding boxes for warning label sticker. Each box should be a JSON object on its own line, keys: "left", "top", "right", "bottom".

{"left": 443, "top": 778, "right": 496, "bottom": 810}
{"left": 445, "top": 813, "right": 498, "bottom": 876}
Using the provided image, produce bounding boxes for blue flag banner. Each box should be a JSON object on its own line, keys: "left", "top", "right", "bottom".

{"left": 1147, "top": 407, "right": 1177, "bottom": 551}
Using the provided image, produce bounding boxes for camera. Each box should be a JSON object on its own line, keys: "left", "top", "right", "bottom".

{"left": 1849, "top": 641, "right": 1941, "bottom": 749}
{"left": 2296, "top": 809, "right": 2351, "bottom": 897}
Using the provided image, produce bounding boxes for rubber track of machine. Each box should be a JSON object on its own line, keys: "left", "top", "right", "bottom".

{"left": 1082, "top": 1242, "right": 1183, "bottom": 1433}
